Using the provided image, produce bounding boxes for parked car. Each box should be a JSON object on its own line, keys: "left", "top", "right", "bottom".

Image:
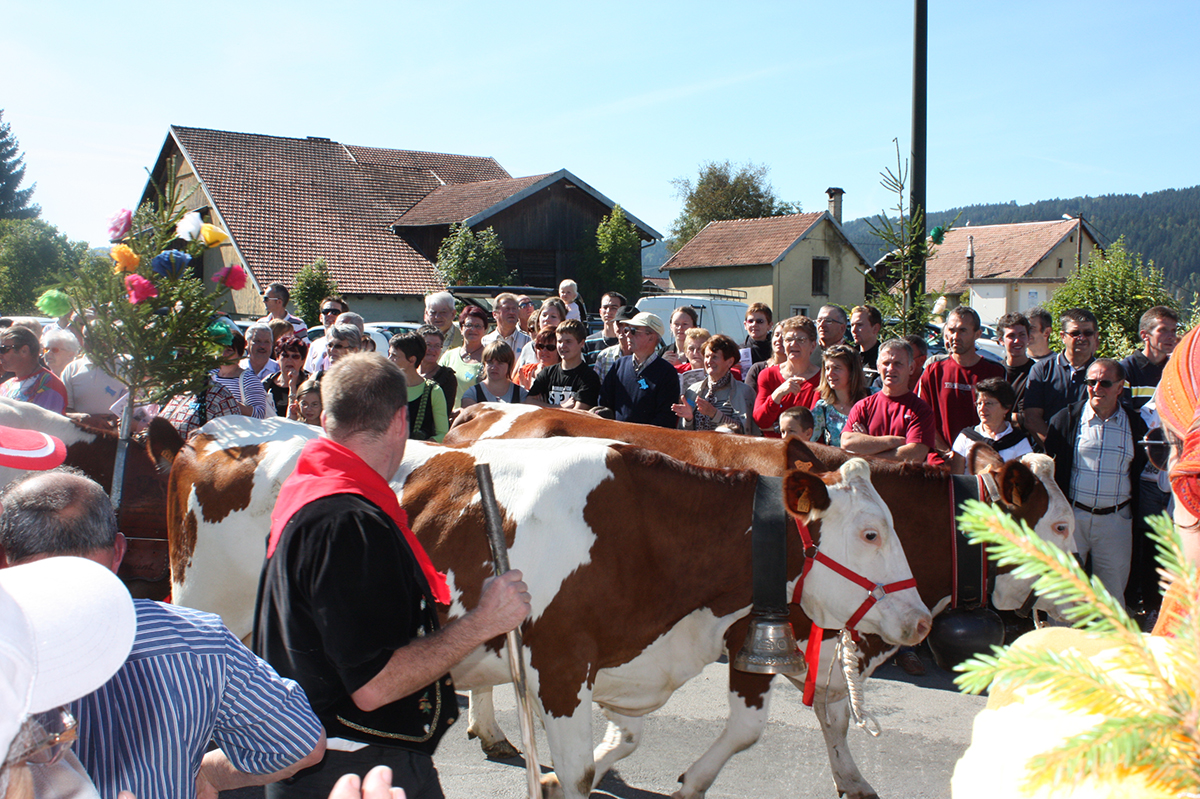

{"left": 925, "top": 321, "right": 1005, "bottom": 365}
{"left": 635, "top": 290, "right": 749, "bottom": 342}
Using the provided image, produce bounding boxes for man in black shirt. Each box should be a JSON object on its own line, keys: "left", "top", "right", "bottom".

{"left": 1121, "top": 305, "right": 1180, "bottom": 618}
{"left": 583, "top": 292, "right": 626, "bottom": 365}
{"left": 528, "top": 320, "right": 602, "bottom": 410}
{"left": 850, "top": 304, "right": 882, "bottom": 373}
{"left": 255, "top": 353, "right": 530, "bottom": 799}
{"left": 742, "top": 302, "right": 774, "bottom": 364}
{"left": 996, "top": 312, "right": 1034, "bottom": 431}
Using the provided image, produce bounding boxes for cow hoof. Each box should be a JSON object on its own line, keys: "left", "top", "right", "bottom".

{"left": 540, "top": 773, "right": 564, "bottom": 799}
{"left": 482, "top": 739, "right": 521, "bottom": 760}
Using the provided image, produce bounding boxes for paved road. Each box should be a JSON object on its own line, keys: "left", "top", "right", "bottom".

{"left": 436, "top": 656, "right": 983, "bottom": 799}
{"left": 230, "top": 652, "right": 984, "bottom": 799}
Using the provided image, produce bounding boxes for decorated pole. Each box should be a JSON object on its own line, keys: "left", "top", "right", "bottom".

{"left": 38, "top": 160, "right": 241, "bottom": 517}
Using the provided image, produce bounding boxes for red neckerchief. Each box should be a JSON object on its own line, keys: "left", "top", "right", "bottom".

{"left": 267, "top": 437, "right": 451, "bottom": 605}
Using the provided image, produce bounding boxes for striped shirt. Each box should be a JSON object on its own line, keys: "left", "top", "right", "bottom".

{"left": 1070, "top": 402, "right": 1133, "bottom": 507}
{"left": 209, "top": 368, "right": 271, "bottom": 418}
{"left": 70, "top": 601, "right": 322, "bottom": 799}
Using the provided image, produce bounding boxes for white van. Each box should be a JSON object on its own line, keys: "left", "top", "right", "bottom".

{"left": 635, "top": 291, "right": 749, "bottom": 342}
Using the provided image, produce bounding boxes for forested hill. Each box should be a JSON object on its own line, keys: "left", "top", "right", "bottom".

{"left": 842, "top": 185, "right": 1200, "bottom": 293}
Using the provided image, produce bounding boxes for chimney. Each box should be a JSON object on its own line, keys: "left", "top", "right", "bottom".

{"left": 967, "top": 235, "right": 975, "bottom": 281}
{"left": 825, "top": 187, "right": 845, "bottom": 224}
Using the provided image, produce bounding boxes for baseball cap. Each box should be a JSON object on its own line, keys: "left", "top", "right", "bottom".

{"left": 0, "top": 427, "right": 66, "bottom": 471}
{"left": 620, "top": 312, "right": 665, "bottom": 339}
{"left": 614, "top": 305, "right": 640, "bottom": 323}
{"left": 0, "top": 557, "right": 135, "bottom": 759}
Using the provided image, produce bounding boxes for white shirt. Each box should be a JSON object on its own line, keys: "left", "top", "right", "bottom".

{"left": 951, "top": 422, "right": 1034, "bottom": 463}
{"left": 482, "top": 327, "right": 531, "bottom": 355}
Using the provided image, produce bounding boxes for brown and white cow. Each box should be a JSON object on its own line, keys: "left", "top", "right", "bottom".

{"left": 161, "top": 416, "right": 930, "bottom": 799}
{"left": 0, "top": 397, "right": 171, "bottom": 595}
{"left": 446, "top": 403, "right": 1076, "bottom": 799}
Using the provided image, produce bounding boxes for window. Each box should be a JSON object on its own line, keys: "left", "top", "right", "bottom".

{"left": 812, "top": 257, "right": 830, "bottom": 296}
{"left": 1057, "top": 258, "right": 1063, "bottom": 271}
{"left": 790, "top": 305, "right": 810, "bottom": 317}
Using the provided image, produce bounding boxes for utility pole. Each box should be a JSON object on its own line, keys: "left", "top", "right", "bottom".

{"left": 910, "top": 0, "right": 928, "bottom": 312}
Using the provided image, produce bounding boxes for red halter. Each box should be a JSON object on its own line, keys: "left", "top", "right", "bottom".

{"left": 789, "top": 515, "right": 918, "bottom": 705}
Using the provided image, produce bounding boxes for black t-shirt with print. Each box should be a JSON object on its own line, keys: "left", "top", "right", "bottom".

{"left": 529, "top": 362, "right": 601, "bottom": 406}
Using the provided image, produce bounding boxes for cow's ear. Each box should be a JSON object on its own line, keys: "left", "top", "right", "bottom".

{"left": 784, "top": 469, "right": 831, "bottom": 517}
{"left": 784, "top": 435, "right": 823, "bottom": 472}
{"left": 996, "top": 461, "right": 1038, "bottom": 508}
{"left": 966, "top": 442, "right": 1003, "bottom": 475}
{"left": 147, "top": 417, "right": 186, "bottom": 472}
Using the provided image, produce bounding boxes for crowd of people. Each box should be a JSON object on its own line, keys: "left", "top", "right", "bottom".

{"left": 0, "top": 272, "right": 1186, "bottom": 797}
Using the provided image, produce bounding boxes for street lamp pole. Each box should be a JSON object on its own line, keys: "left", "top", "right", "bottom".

{"left": 910, "top": 0, "right": 928, "bottom": 313}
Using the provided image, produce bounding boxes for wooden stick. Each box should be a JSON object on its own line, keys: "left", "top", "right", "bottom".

{"left": 475, "top": 463, "right": 542, "bottom": 799}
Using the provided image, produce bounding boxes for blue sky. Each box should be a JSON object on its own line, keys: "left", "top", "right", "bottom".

{"left": 4, "top": 1, "right": 1199, "bottom": 248}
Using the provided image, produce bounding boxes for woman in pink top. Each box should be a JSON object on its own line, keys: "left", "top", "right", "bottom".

{"left": 753, "top": 315, "right": 820, "bottom": 437}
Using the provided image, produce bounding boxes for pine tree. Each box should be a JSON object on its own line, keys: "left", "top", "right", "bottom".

{"left": 0, "top": 111, "right": 40, "bottom": 221}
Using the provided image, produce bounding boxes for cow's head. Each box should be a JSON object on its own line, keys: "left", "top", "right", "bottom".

{"left": 972, "top": 448, "right": 1075, "bottom": 619}
{"left": 783, "top": 458, "right": 932, "bottom": 646}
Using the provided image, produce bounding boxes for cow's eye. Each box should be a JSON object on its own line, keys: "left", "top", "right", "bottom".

{"left": 863, "top": 529, "right": 878, "bottom": 542}
{"left": 1053, "top": 523, "right": 1070, "bottom": 538}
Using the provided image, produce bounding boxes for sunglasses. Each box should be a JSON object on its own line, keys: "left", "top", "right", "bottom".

{"left": 518, "top": 301, "right": 536, "bottom": 309}
{"left": 3, "top": 707, "right": 78, "bottom": 770}
{"left": 320, "top": 308, "right": 340, "bottom": 315}
{"left": 1139, "top": 427, "right": 1170, "bottom": 471}
{"left": 535, "top": 343, "right": 556, "bottom": 351}
{"left": 1065, "top": 329, "right": 1097, "bottom": 339}
{"left": 1084, "top": 378, "right": 1117, "bottom": 388}
{"left": 0, "top": 345, "right": 15, "bottom": 354}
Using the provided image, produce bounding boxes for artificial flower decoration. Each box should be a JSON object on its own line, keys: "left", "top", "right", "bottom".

{"left": 199, "top": 224, "right": 229, "bottom": 248}
{"left": 212, "top": 264, "right": 247, "bottom": 291}
{"left": 35, "top": 289, "right": 73, "bottom": 318}
{"left": 206, "top": 320, "right": 235, "bottom": 347}
{"left": 930, "top": 225, "right": 947, "bottom": 245}
{"left": 151, "top": 249, "right": 192, "bottom": 279}
{"left": 110, "top": 244, "right": 140, "bottom": 273}
{"left": 176, "top": 211, "right": 203, "bottom": 241}
{"left": 107, "top": 209, "right": 132, "bottom": 243}
{"left": 125, "top": 274, "right": 158, "bottom": 305}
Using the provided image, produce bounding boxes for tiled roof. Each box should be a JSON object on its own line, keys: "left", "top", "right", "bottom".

{"left": 662, "top": 213, "right": 824, "bottom": 270}
{"left": 164, "top": 126, "right": 511, "bottom": 295}
{"left": 393, "top": 174, "right": 551, "bottom": 227}
{"left": 924, "top": 219, "right": 1083, "bottom": 295}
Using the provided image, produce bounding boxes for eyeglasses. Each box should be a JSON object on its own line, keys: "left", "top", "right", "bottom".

{"left": 1084, "top": 378, "right": 1117, "bottom": 388}
{"left": 263, "top": 295, "right": 281, "bottom": 303}
{"left": 1064, "top": 329, "right": 1096, "bottom": 339}
{"left": 329, "top": 343, "right": 355, "bottom": 351}
{"left": 535, "top": 343, "right": 556, "bottom": 351}
{"left": 0, "top": 345, "right": 14, "bottom": 354}
{"left": 320, "top": 308, "right": 340, "bottom": 315}
{"left": 1139, "top": 427, "right": 1171, "bottom": 471}
{"left": 518, "top": 301, "right": 536, "bottom": 309}
{"left": 3, "top": 708, "right": 78, "bottom": 770}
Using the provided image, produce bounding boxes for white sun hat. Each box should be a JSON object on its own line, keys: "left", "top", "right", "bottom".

{"left": 0, "top": 557, "right": 135, "bottom": 759}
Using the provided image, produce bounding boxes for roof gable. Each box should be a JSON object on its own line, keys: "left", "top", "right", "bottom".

{"left": 391, "top": 174, "right": 552, "bottom": 227}
{"left": 662, "top": 212, "right": 826, "bottom": 270}
{"left": 152, "top": 126, "right": 511, "bottom": 296}
{"left": 924, "top": 219, "right": 1097, "bottom": 294}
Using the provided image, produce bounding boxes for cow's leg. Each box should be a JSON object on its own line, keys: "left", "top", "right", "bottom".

{"left": 465, "top": 687, "right": 520, "bottom": 759}
{"left": 540, "top": 704, "right": 598, "bottom": 799}
{"left": 591, "top": 710, "right": 644, "bottom": 788}
{"left": 673, "top": 669, "right": 773, "bottom": 799}
{"left": 785, "top": 672, "right": 878, "bottom": 799}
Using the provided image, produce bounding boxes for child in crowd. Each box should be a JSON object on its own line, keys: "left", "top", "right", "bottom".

{"left": 462, "top": 340, "right": 526, "bottom": 406}
{"left": 527, "top": 320, "right": 601, "bottom": 410}
{"left": 289, "top": 377, "right": 322, "bottom": 426}
{"left": 778, "top": 405, "right": 814, "bottom": 441}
